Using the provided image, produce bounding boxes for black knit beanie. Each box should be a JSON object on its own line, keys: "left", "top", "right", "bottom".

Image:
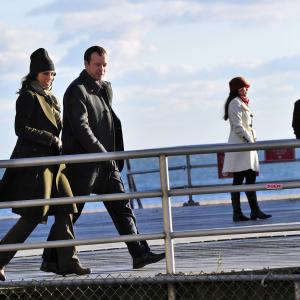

{"left": 29, "top": 48, "right": 55, "bottom": 75}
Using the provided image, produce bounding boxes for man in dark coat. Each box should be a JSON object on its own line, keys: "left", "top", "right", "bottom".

{"left": 61, "top": 46, "right": 164, "bottom": 269}
{"left": 292, "top": 99, "right": 300, "bottom": 139}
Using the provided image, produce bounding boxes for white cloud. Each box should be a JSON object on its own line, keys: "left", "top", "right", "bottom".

{"left": 40, "top": 0, "right": 300, "bottom": 32}
{"left": 0, "top": 22, "right": 60, "bottom": 79}
{"left": 0, "top": 0, "right": 300, "bottom": 156}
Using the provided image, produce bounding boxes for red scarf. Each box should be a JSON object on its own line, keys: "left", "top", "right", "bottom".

{"left": 239, "top": 96, "right": 250, "bottom": 105}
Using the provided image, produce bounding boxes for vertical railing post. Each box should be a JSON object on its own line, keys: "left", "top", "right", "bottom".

{"left": 159, "top": 155, "right": 176, "bottom": 300}
{"left": 183, "top": 155, "right": 199, "bottom": 206}
{"left": 186, "top": 154, "right": 193, "bottom": 203}
{"left": 126, "top": 159, "right": 143, "bottom": 209}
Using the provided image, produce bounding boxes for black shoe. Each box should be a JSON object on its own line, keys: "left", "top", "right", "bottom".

{"left": 61, "top": 264, "right": 91, "bottom": 276}
{"left": 250, "top": 211, "right": 272, "bottom": 220}
{"left": 0, "top": 267, "right": 6, "bottom": 281}
{"left": 133, "top": 252, "right": 165, "bottom": 269}
{"left": 40, "top": 262, "right": 59, "bottom": 274}
{"left": 233, "top": 213, "right": 250, "bottom": 222}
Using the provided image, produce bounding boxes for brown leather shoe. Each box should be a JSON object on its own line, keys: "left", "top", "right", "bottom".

{"left": 0, "top": 267, "right": 6, "bottom": 281}
{"left": 61, "top": 264, "right": 91, "bottom": 276}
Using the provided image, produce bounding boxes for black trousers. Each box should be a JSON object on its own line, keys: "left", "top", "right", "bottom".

{"left": 232, "top": 169, "right": 256, "bottom": 186}
{"left": 0, "top": 214, "right": 79, "bottom": 272}
{"left": 231, "top": 169, "right": 257, "bottom": 206}
{"left": 78, "top": 167, "right": 150, "bottom": 258}
{"left": 44, "top": 165, "right": 150, "bottom": 260}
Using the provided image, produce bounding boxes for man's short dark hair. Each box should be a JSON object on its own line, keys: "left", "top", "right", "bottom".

{"left": 84, "top": 46, "right": 107, "bottom": 63}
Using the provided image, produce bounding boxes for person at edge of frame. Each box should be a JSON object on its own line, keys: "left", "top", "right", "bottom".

{"left": 292, "top": 98, "right": 300, "bottom": 139}
{"left": 0, "top": 48, "right": 91, "bottom": 281}
{"left": 41, "top": 45, "right": 165, "bottom": 270}
{"left": 222, "top": 76, "right": 272, "bottom": 222}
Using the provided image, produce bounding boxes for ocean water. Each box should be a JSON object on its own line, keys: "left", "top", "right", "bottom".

{"left": 1, "top": 149, "right": 300, "bottom": 217}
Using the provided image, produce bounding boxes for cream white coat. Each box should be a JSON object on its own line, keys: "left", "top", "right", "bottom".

{"left": 222, "top": 97, "right": 259, "bottom": 174}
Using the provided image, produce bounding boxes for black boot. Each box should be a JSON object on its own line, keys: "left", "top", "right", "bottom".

{"left": 231, "top": 192, "right": 250, "bottom": 222}
{"left": 133, "top": 252, "right": 165, "bottom": 269}
{"left": 246, "top": 191, "right": 272, "bottom": 220}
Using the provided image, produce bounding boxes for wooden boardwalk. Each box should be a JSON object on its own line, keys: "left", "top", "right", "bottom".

{"left": 1, "top": 198, "right": 300, "bottom": 282}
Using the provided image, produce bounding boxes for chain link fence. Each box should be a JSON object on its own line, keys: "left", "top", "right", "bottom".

{"left": 1, "top": 270, "right": 300, "bottom": 299}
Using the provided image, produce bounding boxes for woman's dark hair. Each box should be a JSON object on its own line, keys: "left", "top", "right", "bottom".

{"left": 223, "top": 91, "right": 239, "bottom": 120}
{"left": 84, "top": 46, "right": 107, "bottom": 63}
{"left": 17, "top": 72, "right": 54, "bottom": 94}
{"left": 17, "top": 73, "right": 36, "bottom": 94}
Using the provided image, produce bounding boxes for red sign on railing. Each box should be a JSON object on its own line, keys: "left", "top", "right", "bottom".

{"left": 265, "top": 148, "right": 295, "bottom": 162}
{"left": 266, "top": 183, "right": 283, "bottom": 189}
{"left": 217, "top": 153, "right": 233, "bottom": 179}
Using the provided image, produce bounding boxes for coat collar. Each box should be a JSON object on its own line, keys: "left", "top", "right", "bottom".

{"left": 237, "top": 97, "right": 250, "bottom": 112}
{"left": 79, "top": 70, "right": 102, "bottom": 94}
{"left": 79, "top": 70, "right": 111, "bottom": 106}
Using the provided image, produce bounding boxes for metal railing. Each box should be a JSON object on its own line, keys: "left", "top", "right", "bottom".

{"left": 1, "top": 138, "right": 300, "bottom": 299}
{"left": 126, "top": 148, "right": 298, "bottom": 208}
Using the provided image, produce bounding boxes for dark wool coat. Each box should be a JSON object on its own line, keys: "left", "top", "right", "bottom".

{"left": 0, "top": 86, "right": 77, "bottom": 223}
{"left": 62, "top": 70, "right": 124, "bottom": 194}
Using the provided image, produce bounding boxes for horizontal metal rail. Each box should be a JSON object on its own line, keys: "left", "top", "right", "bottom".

{"left": 1, "top": 222, "right": 300, "bottom": 253}
{"left": 0, "top": 139, "right": 299, "bottom": 168}
{"left": 127, "top": 158, "right": 300, "bottom": 176}
{"left": 0, "top": 233, "right": 165, "bottom": 252}
{"left": 0, "top": 191, "right": 162, "bottom": 209}
{"left": 0, "top": 274, "right": 300, "bottom": 288}
{"left": 172, "top": 223, "right": 300, "bottom": 239}
{"left": 0, "top": 180, "right": 299, "bottom": 210}
{"left": 169, "top": 180, "right": 300, "bottom": 197}
{"left": 170, "top": 178, "right": 300, "bottom": 192}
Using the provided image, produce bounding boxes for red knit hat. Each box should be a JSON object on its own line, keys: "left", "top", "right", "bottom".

{"left": 229, "top": 77, "right": 250, "bottom": 92}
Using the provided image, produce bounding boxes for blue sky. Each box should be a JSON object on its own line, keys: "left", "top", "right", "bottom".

{"left": 0, "top": 0, "right": 300, "bottom": 159}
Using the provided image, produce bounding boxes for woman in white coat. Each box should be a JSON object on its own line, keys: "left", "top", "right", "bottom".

{"left": 222, "top": 77, "right": 272, "bottom": 222}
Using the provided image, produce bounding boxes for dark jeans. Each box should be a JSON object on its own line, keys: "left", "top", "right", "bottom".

{"left": 0, "top": 214, "right": 79, "bottom": 272}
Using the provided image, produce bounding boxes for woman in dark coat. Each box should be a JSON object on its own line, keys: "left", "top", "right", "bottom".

{"left": 0, "top": 48, "right": 90, "bottom": 281}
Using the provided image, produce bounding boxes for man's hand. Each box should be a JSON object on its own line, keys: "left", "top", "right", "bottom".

{"left": 102, "top": 160, "right": 119, "bottom": 173}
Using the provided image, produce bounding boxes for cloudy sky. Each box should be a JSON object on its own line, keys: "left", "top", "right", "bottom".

{"left": 0, "top": 0, "right": 300, "bottom": 159}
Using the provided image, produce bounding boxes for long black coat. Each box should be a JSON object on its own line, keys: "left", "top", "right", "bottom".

{"left": 0, "top": 87, "right": 77, "bottom": 223}
{"left": 62, "top": 70, "right": 124, "bottom": 194}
